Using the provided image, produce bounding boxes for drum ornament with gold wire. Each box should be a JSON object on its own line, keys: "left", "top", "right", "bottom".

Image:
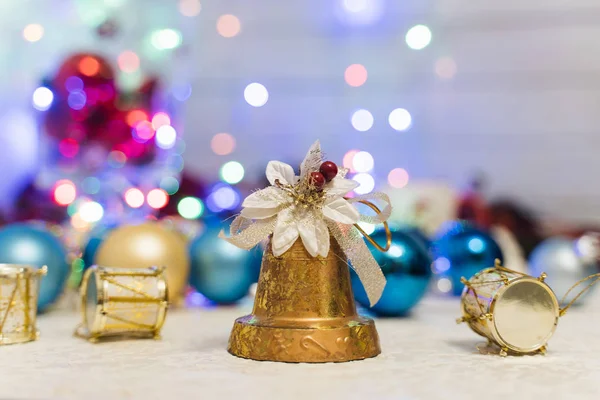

{"left": 458, "top": 259, "right": 600, "bottom": 356}
{"left": 0, "top": 264, "right": 46, "bottom": 345}
{"left": 75, "top": 265, "right": 168, "bottom": 342}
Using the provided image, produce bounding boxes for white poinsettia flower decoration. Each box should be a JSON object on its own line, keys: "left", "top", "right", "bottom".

{"left": 240, "top": 141, "right": 360, "bottom": 257}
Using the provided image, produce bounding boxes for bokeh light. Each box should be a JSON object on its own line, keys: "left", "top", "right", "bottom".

{"left": 172, "top": 83, "right": 192, "bottom": 101}
{"left": 211, "top": 133, "right": 236, "bottom": 155}
{"left": 433, "top": 257, "right": 451, "bottom": 274}
{"left": 179, "top": 0, "right": 201, "bottom": 17}
{"left": 151, "top": 112, "right": 171, "bottom": 130}
{"left": 79, "top": 201, "right": 104, "bottom": 223}
{"left": 220, "top": 161, "right": 245, "bottom": 184}
{"left": 244, "top": 83, "right": 269, "bottom": 107}
{"left": 132, "top": 121, "right": 155, "bottom": 142}
{"left": 156, "top": 125, "right": 177, "bottom": 149}
{"left": 437, "top": 277, "right": 452, "bottom": 293}
{"left": 151, "top": 29, "right": 182, "bottom": 50}
{"left": 342, "top": 150, "right": 359, "bottom": 173}
{"left": 178, "top": 197, "right": 204, "bottom": 219}
{"left": 53, "top": 180, "right": 77, "bottom": 206}
{"left": 217, "top": 14, "right": 241, "bottom": 38}
{"left": 71, "top": 213, "right": 89, "bottom": 231}
{"left": 32, "top": 87, "right": 53, "bottom": 111}
{"left": 435, "top": 57, "right": 457, "bottom": 80}
{"left": 68, "top": 91, "right": 86, "bottom": 110}
{"left": 147, "top": 188, "right": 169, "bottom": 209}
{"left": 65, "top": 76, "right": 83, "bottom": 92}
{"left": 388, "top": 244, "right": 404, "bottom": 258}
{"left": 468, "top": 238, "right": 485, "bottom": 254}
{"left": 124, "top": 188, "right": 145, "bottom": 208}
{"left": 351, "top": 109, "right": 373, "bottom": 132}
{"left": 209, "top": 185, "right": 240, "bottom": 210}
{"left": 388, "top": 108, "right": 412, "bottom": 131}
{"left": 117, "top": 50, "right": 140, "bottom": 73}
{"left": 352, "top": 151, "right": 374, "bottom": 172}
{"left": 58, "top": 138, "right": 79, "bottom": 158}
{"left": 23, "top": 24, "right": 44, "bottom": 42}
{"left": 126, "top": 109, "right": 149, "bottom": 127}
{"left": 388, "top": 168, "right": 409, "bottom": 188}
{"left": 353, "top": 173, "right": 375, "bottom": 194}
{"left": 160, "top": 177, "right": 180, "bottom": 195}
{"left": 79, "top": 56, "right": 100, "bottom": 76}
{"left": 405, "top": 24, "right": 432, "bottom": 50}
{"left": 344, "top": 64, "right": 368, "bottom": 87}
{"left": 82, "top": 177, "right": 100, "bottom": 194}
{"left": 108, "top": 150, "right": 127, "bottom": 168}
{"left": 338, "top": 0, "right": 384, "bottom": 26}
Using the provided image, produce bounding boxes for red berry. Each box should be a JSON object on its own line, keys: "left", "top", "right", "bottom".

{"left": 319, "top": 161, "right": 338, "bottom": 182}
{"left": 310, "top": 172, "right": 326, "bottom": 189}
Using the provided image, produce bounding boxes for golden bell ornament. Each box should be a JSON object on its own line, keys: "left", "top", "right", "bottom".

{"left": 228, "top": 237, "right": 381, "bottom": 363}
{"left": 95, "top": 222, "right": 189, "bottom": 302}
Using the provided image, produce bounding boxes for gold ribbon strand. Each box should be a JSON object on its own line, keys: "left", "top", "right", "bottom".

{"left": 558, "top": 273, "right": 600, "bottom": 317}
{"left": 352, "top": 199, "right": 392, "bottom": 252}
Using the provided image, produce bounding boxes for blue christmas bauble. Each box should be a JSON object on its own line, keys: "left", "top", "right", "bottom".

{"left": 399, "top": 225, "right": 431, "bottom": 249}
{"left": 188, "top": 226, "right": 263, "bottom": 304}
{"left": 431, "top": 221, "right": 503, "bottom": 296}
{"left": 0, "top": 223, "right": 69, "bottom": 312}
{"left": 351, "top": 228, "right": 433, "bottom": 316}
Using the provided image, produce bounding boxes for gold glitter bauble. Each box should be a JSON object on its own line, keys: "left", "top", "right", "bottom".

{"left": 95, "top": 222, "right": 190, "bottom": 301}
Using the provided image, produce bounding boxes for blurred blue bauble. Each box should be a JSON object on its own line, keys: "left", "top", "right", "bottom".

{"left": 351, "top": 228, "right": 432, "bottom": 316}
{"left": 82, "top": 223, "right": 117, "bottom": 270}
{"left": 0, "top": 223, "right": 68, "bottom": 312}
{"left": 431, "top": 221, "right": 503, "bottom": 296}
{"left": 400, "top": 226, "right": 431, "bottom": 249}
{"left": 188, "top": 227, "right": 263, "bottom": 304}
{"left": 529, "top": 236, "right": 597, "bottom": 304}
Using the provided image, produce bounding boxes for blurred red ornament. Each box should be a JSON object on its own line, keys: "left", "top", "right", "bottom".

{"left": 42, "top": 52, "right": 159, "bottom": 165}
{"left": 457, "top": 174, "right": 490, "bottom": 228}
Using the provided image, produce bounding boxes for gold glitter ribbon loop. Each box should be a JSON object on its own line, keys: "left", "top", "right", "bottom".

{"left": 327, "top": 222, "right": 386, "bottom": 307}
{"left": 219, "top": 217, "right": 277, "bottom": 250}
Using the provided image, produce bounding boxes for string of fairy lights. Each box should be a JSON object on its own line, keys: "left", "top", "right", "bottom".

{"left": 23, "top": 0, "right": 454, "bottom": 232}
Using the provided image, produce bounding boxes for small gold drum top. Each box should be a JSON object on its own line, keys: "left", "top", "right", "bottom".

{"left": 0, "top": 264, "right": 46, "bottom": 345}
{"left": 77, "top": 266, "right": 168, "bottom": 341}
{"left": 459, "top": 262, "right": 559, "bottom": 355}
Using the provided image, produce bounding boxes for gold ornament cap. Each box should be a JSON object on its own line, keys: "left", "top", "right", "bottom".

{"left": 227, "top": 237, "right": 381, "bottom": 363}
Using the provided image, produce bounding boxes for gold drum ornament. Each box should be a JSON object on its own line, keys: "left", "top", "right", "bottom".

{"left": 458, "top": 260, "right": 559, "bottom": 356}
{"left": 228, "top": 237, "right": 381, "bottom": 363}
{"left": 76, "top": 266, "right": 168, "bottom": 342}
{"left": 0, "top": 264, "right": 46, "bottom": 345}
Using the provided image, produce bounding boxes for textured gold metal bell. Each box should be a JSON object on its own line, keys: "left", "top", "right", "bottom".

{"left": 228, "top": 237, "right": 381, "bottom": 363}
